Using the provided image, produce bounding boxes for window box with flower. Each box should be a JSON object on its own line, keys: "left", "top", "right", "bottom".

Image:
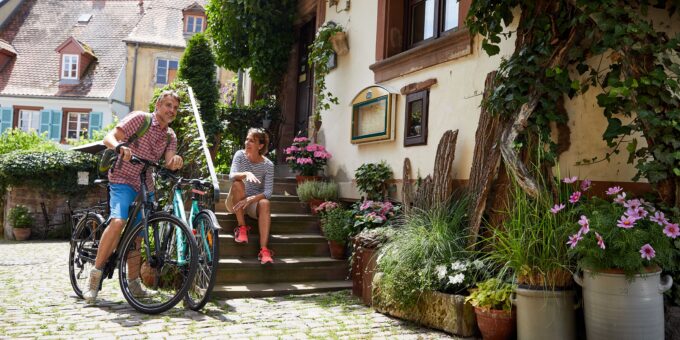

{"left": 561, "top": 180, "right": 678, "bottom": 340}
{"left": 284, "top": 136, "right": 332, "bottom": 181}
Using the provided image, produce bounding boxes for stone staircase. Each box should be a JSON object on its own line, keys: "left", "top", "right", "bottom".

{"left": 211, "top": 176, "right": 351, "bottom": 298}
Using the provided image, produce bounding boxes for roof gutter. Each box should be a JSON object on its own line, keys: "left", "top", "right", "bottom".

{"left": 130, "top": 42, "right": 139, "bottom": 110}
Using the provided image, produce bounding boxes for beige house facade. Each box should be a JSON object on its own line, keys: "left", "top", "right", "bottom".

{"left": 292, "top": 1, "right": 680, "bottom": 199}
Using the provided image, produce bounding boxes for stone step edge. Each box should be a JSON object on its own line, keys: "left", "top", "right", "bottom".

{"left": 212, "top": 280, "right": 352, "bottom": 293}
{"left": 219, "top": 257, "right": 346, "bottom": 265}
{"left": 220, "top": 233, "right": 326, "bottom": 241}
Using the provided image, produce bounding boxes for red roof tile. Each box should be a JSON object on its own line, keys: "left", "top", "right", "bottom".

{"left": 125, "top": 0, "right": 206, "bottom": 48}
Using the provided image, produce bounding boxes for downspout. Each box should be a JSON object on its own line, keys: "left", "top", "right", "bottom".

{"left": 129, "top": 43, "right": 139, "bottom": 111}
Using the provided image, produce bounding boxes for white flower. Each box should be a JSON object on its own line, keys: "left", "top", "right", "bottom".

{"left": 435, "top": 265, "right": 447, "bottom": 280}
{"left": 449, "top": 273, "right": 465, "bottom": 285}
{"left": 472, "top": 259, "right": 484, "bottom": 269}
{"left": 450, "top": 261, "right": 466, "bottom": 271}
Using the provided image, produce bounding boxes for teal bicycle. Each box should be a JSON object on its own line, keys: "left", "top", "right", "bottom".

{"left": 159, "top": 169, "right": 221, "bottom": 311}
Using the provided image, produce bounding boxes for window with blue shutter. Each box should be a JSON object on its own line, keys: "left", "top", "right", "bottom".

{"left": 88, "top": 111, "right": 102, "bottom": 138}
{"left": 0, "top": 106, "right": 13, "bottom": 133}
{"left": 40, "top": 109, "right": 52, "bottom": 137}
{"left": 50, "top": 110, "right": 62, "bottom": 141}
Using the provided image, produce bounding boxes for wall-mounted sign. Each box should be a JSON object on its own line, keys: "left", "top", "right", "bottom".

{"left": 350, "top": 85, "right": 397, "bottom": 144}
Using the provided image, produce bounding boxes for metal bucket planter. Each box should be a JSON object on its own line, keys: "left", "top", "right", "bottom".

{"left": 575, "top": 269, "right": 673, "bottom": 340}
{"left": 513, "top": 286, "right": 576, "bottom": 340}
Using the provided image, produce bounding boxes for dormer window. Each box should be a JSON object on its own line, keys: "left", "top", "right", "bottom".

{"left": 185, "top": 15, "right": 204, "bottom": 33}
{"left": 61, "top": 54, "right": 79, "bottom": 79}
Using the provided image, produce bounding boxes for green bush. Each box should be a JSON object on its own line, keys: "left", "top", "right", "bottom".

{"left": 465, "top": 278, "right": 516, "bottom": 311}
{"left": 376, "top": 196, "right": 472, "bottom": 308}
{"left": 354, "top": 161, "right": 392, "bottom": 200}
{"left": 0, "top": 150, "right": 98, "bottom": 195}
{"left": 321, "top": 208, "right": 353, "bottom": 244}
{"left": 67, "top": 116, "right": 118, "bottom": 146}
{"left": 8, "top": 205, "right": 34, "bottom": 228}
{"left": 0, "top": 129, "right": 59, "bottom": 155}
{"left": 296, "top": 181, "right": 338, "bottom": 202}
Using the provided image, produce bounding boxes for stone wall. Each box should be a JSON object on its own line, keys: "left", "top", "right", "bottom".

{"left": 2, "top": 185, "right": 106, "bottom": 240}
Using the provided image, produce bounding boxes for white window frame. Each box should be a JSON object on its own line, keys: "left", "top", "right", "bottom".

{"left": 155, "top": 58, "right": 179, "bottom": 85}
{"left": 62, "top": 54, "right": 79, "bottom": 79}
{"left": 19, "top": 110, "right": 40, "bottom": 132}
{"left": 66, "top": 111, "right": 90, "bottom": 140}
{"left": 186, "top": 15, "right": 204, "bottom": 33}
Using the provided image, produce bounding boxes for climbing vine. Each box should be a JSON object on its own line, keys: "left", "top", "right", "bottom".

{"left": 467, "top": 0, "right": 680, "bottom": 207}
{"left": 309, "top": 22, "right": 343, "bottom": 123}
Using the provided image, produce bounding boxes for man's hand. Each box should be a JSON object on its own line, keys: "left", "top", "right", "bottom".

{"left": 166, "top": 155, "right": 183, "bottom": 170}
{"left": 243, "top": 172, "right": 261, "bottom": 184}
{"left": 117, "top": 145, "right": 132, "bottom": 162}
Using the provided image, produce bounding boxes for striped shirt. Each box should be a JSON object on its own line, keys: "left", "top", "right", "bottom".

{"left": 229, "top": 150, "right": 274, "bottom": 199}
{"left": 108, "top": 111, "right": 177, "bottom": 192}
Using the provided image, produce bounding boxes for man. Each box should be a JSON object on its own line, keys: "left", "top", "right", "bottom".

{"left": 83, "top": 90, "right": 184, "bottom": 304}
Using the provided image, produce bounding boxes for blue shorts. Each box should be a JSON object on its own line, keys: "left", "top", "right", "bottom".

{"left": 109, "top": 183, "right": 154, "bottom": 226}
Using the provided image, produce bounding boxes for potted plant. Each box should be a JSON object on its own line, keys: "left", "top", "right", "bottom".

{"left": 296, "top": 181, "right": 338, "bottom": 213}
{"left": 285, "top": 136, "right": 332, "bottom": 181}
{"left": 319, "top": 207, "right": 352, "bottom": 259}
{"left": 482, "top": 173, "right": 577, "bottom": 340}
{"left": 8, "top": 205, "right": 34, "bottom": 241}
{"left": 354, "top": 161, "right": 393, "bottom": 201}
{"left": 567, "top": 184, "right": 678, "bottom": 340}
{"left": 308, "top": 22, "right": 344, "bottom": 129}
{"left": 466, "top": 278, "right": 517, "bottom": 340}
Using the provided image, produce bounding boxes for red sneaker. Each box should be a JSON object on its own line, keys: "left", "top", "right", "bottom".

{"left": 258, "top": 247, "right": 274, "bottom": 264}
{"left": 234, "top": 225, "right": 250, "bottom": 243}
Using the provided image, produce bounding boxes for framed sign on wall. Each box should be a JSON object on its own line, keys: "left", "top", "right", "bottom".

{"left": 350, "top": 85, "right": 398, "bottom": 144}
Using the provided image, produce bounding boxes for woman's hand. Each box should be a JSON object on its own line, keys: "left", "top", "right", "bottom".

{"left": 243, "top": 172, "right": 261, "bottom": 184}
{"left": 233, "top": 196, "right": 255, "bottom": 211}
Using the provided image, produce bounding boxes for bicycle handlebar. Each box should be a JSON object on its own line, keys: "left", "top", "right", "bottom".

{"left": 157, "top": 168, "right": 211, "bottom": 190}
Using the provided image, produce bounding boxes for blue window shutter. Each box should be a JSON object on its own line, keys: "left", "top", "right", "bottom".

{"left": 50, "top": 110, "right": 62, "bottom": 141}
{"left": 40, "top": 109, "right": 52, "bottom": 138}
{"left": 0, "top": 107, "right": 12, "bottom": 133}
{"left": 88, "top": 111, "right": 102, "bottom": 138}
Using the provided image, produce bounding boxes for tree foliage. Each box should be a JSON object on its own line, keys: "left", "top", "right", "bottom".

{"left": 207, "top": 0, "right": 297, "bottom": 95}
{"left": 467, "top": 0, "right": 680, "bottom": 207}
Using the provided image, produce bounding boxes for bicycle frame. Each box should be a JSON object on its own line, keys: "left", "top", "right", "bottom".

{"left": 171, "top": 185, "right": 212, "bottom": 265}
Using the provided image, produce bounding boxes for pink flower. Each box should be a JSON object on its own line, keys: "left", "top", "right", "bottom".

{"left": 606, "top": 186, "right": 623, "bottom": 195}
{"left": 360, "top": 200, "right": 374, "bottom": 211}
{"left": 550, "top": 203, "right": 566, "bottom": 214}
{"left": 650, "top": 211, "right": 668, "bottom": 226}
{"left": 306, "top": 145, "right": 318, "bottom": 152}
{"left": 563, "top": 176, "right": 578, "bottom": 184}
{"left": 296, "top": 157, "right": 313, "bottom": 165}
{"left": 569, "top": 191, "right": 582, "bottom": 204}
{"left": 613, "top": 192, "right": 627, "bottom": 204}
{"left": 293, "top": 137, "right": 309, "bottom": 143}
{"left": 640, "top": 244, "right": 656, "bottom": 260}
{"left": 624, "top": 199, "right": 641, "bottom": 210}
{"left": 595, "top": 232, "right": 606, "bottom": 249}
{"left": 617, "top": 215, "right": 637, "bottom": 229}
{"left": 567, "top": 233, "right": 583, "bottom": 249}
{"left": 578, "top": 215, "right": 590, "bottom": 234}
{"left": 624, "top": 207, "right": 647, "bottom": 220}
{"left": 580, "top": 179, "right": 592, "bottom": 191}
{"left": 285, "top": 156, "right": 295, "bottom": 162}
{"left": 663, "top": 222, "right": 680, "bottom": 239}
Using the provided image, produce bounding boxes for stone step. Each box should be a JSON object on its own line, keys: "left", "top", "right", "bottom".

{"left": 216, "top": 257, "right": 349, "bottom": 284}
{"left": 219, "top": 233, "right": 330, "bottom": 257}
{"left": 215, "top": 212, "right": 320, "bottom": 234}
{"left": 211, "top": 280, "right": 352, "bottom": 299}
{"left": 218, "top": 176, "right": 298, "bottom": 196}
{"left": 215, "top": 194, "right": 309, "bottom": 214}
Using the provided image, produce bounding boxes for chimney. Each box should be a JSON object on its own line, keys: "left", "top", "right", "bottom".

{"left": 138, "top": 0, "right": 144, "bottom": 14}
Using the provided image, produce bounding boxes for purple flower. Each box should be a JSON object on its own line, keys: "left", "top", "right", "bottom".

{"left": 663, "top": 222, "right": 680, "bottom": 239}
{"left": 569, "top": 191, "right": 582, "bottom": 204}
{"left": 624, "top": 199, "right": 641, "bottom": 210}
{"left": 563, "top": 176, "right": 578, "bottom": 184}
{"left": 360, "top": 200, "right": 374, "bottom": 211}
{"left": 595, "top": 232, "right": 606, "bottom": 249}
{"left": 616, "top": 215, "right": 636, "bottom": 229}
{"left": 606, "top": 186, "right": 623, "bottom": 195}
{"left": 580, "top": 179, "right": 592, "bottom": 191}
{"left": 613, "top": 192, "right": 627, "bottom": 205}
{"left": 567, "top": 233, "right": 583, "bottom": 249}
{"left": 550, "top": 203, "right": 566, "bottom": 214}
{"left": 640, "top": 244, "right": 656, "bottom": 260}
{"left": 624, "top": 207, "right": 647, "bottom": 220}
{"left": 578, "top": 215, "right": 590, "bottom": 234}
{"left": 650, "top": 211, "right": 668, "bottom": 226}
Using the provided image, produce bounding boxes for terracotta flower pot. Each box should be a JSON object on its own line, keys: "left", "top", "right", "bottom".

{"left": 328, "top": 240, "right": 346, "bottom": 259}
{"left": 12, "top": 227, "right": 31, "bottom": 241}
{"left": 330, "top": 31, "right": 349, "bottom": 55}
{"left": 309, "top": 199, "right": 324, "bottom": 214}
{"left": 140, "top": 261, "right": 158, "bottom": 287}
{"left": 474, "top": 307, "right": 516, "bottom": 340}
{"left": 295, "top": 175, "right": 322, "bottom": 185}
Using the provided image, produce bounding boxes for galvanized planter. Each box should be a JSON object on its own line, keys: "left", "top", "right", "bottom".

{"left": 575, "top": 269, "right": 673, "bottom": 340}
{"left": 513, "top": 287, "right": 576, "bottom": 340}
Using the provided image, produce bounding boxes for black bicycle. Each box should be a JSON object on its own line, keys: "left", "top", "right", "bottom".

{"left": 68, "top": 154, "right": 198, "bottom": 314}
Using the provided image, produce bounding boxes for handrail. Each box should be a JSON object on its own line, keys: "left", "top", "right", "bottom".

{"left": 187, "top": 86, "right": 221, "bottom": 205}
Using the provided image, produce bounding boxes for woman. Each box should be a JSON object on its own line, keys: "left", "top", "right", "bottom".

{"left": 225, "top": 128, "right": 275, "bottom": 264}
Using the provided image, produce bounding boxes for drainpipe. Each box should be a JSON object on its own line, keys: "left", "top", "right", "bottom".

{"left": 129, "top": 43, "right": 139, "bottom": 111}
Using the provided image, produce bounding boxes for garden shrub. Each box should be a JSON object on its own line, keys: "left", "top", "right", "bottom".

{"left": 0, "top": 150, "right": 98, "bottom": 195}
{"left": 0, "top": 129, "right": 59, "bottom": 155}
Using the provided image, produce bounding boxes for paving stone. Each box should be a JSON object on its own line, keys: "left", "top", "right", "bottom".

{"left": 0, "top": 241, "right": 466, "bottom": 339}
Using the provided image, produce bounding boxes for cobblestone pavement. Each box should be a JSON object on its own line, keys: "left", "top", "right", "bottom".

{"left": 0, "top": 241, "right": 464, "bottom": 339}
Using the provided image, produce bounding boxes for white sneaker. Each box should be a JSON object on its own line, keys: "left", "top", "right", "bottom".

{"left": 83, "top": 268, "right": 102, "bottom": 304}
{"left": 127, "top": 278, "right": 154, "bottom": 298}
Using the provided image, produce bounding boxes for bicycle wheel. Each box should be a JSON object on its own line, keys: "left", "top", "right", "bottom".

{"left": 69, "top": 213, "right": 105, "bottom": 299}
{"left": 184, "top": 210, "right": 220, "bottom": 310}
{"left": 117, "top": 212, "right": 197, "bottom": 314}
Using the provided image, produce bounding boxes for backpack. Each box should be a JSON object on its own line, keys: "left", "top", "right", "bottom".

{"left": 98, "top": 113, "right": 172, "bottom": 177}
